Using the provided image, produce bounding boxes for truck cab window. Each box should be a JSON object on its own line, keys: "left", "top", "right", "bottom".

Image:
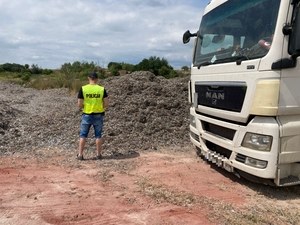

{"left": 194, "top": 0, "right": 280, "bottom": 67}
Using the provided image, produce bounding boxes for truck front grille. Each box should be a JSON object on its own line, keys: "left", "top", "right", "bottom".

{"left": 236, "top": 153, "right": 246, "bottom": 163}
{"left": 202, "top": 121, "right": 235, "bottom": 140}
{"left": 195, "top": 82, "right": 247, "bottom": 112}
{"left": 190, "top": 132, "right": 200, "bottom": 142}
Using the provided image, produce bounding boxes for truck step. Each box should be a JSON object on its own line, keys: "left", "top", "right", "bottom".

{"left": 279, "top": 176, "right": 300, "bottom": 186}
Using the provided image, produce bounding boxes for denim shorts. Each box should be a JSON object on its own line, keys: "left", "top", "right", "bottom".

{"left": 79, "top": 114, "right": 104, "bottom": 138}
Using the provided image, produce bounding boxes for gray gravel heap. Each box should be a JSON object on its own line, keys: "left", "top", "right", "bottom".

{"left": 0, "top": 71, "right": 190, "bottom": 156}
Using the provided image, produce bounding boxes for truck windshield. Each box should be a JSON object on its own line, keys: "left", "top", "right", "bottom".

{"left": 194, "top": 0, "right": 281, "bottom": 67}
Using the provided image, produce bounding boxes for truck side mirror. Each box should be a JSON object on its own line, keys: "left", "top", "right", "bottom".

{"left": 183, "top": 30, "right": 198, "bottom": 44}
{"left": 282, "top": 24, "right": 292, "bottom": 35}
{"left": 288, "top": 1, "right": 300, "bottom": 57}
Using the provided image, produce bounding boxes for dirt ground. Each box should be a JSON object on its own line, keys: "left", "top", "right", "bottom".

{"left": 1, "top": 147, "right": 300, "bottom": 225}
{"left": 0, "top": 75, "right": 300, "bottom": 225}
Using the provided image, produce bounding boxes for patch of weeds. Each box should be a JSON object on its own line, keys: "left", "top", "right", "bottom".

{"left": 222, "top": 210, "right": 265, "bottom": 225}
{"left": 137, "top": 178, "right": 300, "bottom": 225}
{"left": 125, "top": 197, "right": 137, "bottom": 205}
{"left": 101, "top": 160, "right": 137, "bottom": 175}
{"left": 137, "top": 178, "right": 196, "bottom": 207}
{"left": 213, "top": 203, "right": 300, "bottom": 225}
{"left": 99, "top": 169, "right": 114, "bottom": 182}
{"left": 262, "top": 205, "right": 300, "bottom": 225}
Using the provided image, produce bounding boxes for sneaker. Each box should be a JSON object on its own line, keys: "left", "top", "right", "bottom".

{"left": 77, "top": 154, "right": 84, "bottom": 160}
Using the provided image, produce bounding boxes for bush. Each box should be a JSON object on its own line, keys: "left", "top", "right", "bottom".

{"left": 107, "top": 62, "right": 122, "bottom": 76}
{"left": 30, "top": 64, "right": 42, "bottom": 74}
{"left": 0, "top": 63, "right": 25, "bottom": 73}
{"left": 135, "top": 56, "right": 176, "bottom": 78}
{"left": 42, "top": 69, "right": 53, "bottom": 75}
{"left": 21, "top": 72, "right": 31, "bottom": 82}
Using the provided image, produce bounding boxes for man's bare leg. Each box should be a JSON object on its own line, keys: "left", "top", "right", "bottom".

{"left": 78, "top": 137, "right": 86, "bottom": 158}
{"left": 96, "top": 138, "right": 104, "bottom": 157}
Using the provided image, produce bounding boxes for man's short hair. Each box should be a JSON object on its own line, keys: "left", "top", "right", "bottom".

{"left": 88, "top": 72, "right": 98, "bottom": 79}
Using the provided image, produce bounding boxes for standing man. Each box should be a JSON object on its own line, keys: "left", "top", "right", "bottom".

{"left": 77, "top": 72, "right": 109, "bottom": 160}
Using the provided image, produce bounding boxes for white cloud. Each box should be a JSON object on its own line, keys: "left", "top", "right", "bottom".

{"left": 0, "top": 0, "right": 207, "bottom": 69}
{"left": 86, "top": 42, "right": 101, "bottom": 48}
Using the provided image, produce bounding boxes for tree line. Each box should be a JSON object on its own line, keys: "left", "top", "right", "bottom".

{"left": 0, "top": 63, "right": 53, "bottom": 81}
{"left": 0, "top": 56, "right": 189, "bottom": 81}
{"left": 107, "top": 56, "right": 179, "bottom": 78}
{"left": 0, "top": 63, "right": 53, "bottom": 74}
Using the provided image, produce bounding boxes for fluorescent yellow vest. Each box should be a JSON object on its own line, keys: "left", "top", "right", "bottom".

{"left": 82, "top": 84, "right": 105, "bottom": 114}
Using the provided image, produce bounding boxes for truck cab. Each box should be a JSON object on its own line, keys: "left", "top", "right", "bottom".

{"left": 184, "top": 0, "right": 300, "bottom": 186}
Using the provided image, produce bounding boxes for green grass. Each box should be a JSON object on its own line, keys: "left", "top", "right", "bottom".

{"left": 0, "top": 71, "right": 86, "bottom": 93}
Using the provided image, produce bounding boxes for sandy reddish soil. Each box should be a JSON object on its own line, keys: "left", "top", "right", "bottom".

{"left": 0, "top": 149, "right": 245, "bottom": 225}
{"left": 1, "top": 148, "right": 299, "bottom": 225}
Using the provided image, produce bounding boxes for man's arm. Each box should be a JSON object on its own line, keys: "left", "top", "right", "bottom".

{"left": 77, "top": 88, "right": 84, "bottom": 110}
{"left": 103, "top": 88, "right": 109, "bottom": 110}
{"left": 103, "top": 97, "right": 109, "bottom": 110}
{"left": 78, "top": 98, "right": 84, "bottom": 110}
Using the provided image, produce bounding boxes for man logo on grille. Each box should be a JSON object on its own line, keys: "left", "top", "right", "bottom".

{"left": 205, "top": 92, "right": 225, "bottom": 100}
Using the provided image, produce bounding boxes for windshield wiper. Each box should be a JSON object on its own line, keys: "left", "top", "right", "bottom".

{"left": 214, "top": 55, "right": 249, "bottom": 64}
{"left": 197, "top": 61, "right": 212, "bottom": 69}
{"left": 196, "top": 55, "right": 248, "bottom": 69}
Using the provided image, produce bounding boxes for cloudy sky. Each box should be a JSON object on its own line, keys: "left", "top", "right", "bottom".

{"left": 0, "top": 0, "right": 209, "bottom": 69}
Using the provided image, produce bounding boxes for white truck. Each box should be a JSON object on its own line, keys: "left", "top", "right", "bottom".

{"left": 183, "top": 0, "right": 300, "bottom": 186}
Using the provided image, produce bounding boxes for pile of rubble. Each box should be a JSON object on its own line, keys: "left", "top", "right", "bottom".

{"left": 0, "top": 71, "right": 191, "bottom": 156}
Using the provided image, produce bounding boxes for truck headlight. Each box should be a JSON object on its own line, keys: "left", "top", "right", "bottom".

{"left": 190, "top": 114, "right": 196, "bottom": 128}
{"left": 242, "top": 132, "right": 272, "bottom": 151}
